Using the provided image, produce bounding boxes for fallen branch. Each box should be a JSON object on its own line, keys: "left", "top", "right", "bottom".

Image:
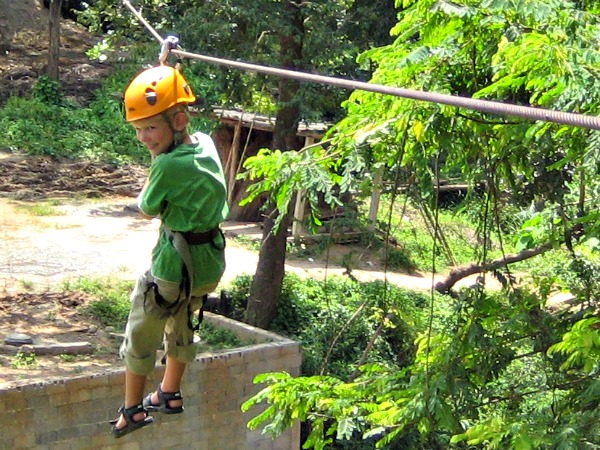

{"left": 435, "top": 243, "right": 554, "bottom": 294}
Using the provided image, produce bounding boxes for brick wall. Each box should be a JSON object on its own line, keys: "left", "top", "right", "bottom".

{"left": 0, "top": 313, "right": 302, "bottom": 450}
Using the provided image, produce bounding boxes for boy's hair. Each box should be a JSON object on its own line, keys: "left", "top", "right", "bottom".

{"left": 164, "top": 104, "right": 190, "bottom": 121}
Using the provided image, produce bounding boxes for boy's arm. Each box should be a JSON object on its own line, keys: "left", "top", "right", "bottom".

{"left": 137, "top": 178, "right": 158, "bottom": 220}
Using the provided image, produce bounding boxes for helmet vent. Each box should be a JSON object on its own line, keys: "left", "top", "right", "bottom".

{"left": 144, "top": 89, "right": 158, "bottom": 105}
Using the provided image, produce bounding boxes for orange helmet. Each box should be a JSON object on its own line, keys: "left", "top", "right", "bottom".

{"left": 124, "top": 65, "right": 196, "bottom": 122}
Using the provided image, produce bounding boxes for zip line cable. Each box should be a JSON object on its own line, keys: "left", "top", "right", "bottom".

{"left": 123, "top": 0, "right": 600, "bottom": 132}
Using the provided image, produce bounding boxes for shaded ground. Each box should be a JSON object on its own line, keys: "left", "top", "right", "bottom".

{"left": 0, "top": 0, "right": 112, "bottom": 106}
{"left": 0, "top": 291, "right": 121, "bottom": 389}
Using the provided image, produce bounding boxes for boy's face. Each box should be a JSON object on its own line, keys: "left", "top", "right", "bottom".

{"left": 131, "top": 114, "right": 174, "bottom": 158}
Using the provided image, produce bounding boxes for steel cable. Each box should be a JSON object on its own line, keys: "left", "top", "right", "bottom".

{"left": 123, "top": 0, "right": 600, "bottom": 131}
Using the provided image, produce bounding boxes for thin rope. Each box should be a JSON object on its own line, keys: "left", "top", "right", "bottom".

{"left": 123, "top": 0, "right": 600, "bottom": 132}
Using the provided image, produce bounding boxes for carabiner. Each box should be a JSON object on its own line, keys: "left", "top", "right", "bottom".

{"left": 159, "top": 35, "right": 179, "bottom": 65}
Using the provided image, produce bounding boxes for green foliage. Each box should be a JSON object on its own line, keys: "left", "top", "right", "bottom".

{"left": 513, "top": 211, "right": 562, "bottom": 252}
{"left": 371, "top": 194, "right": 501, "bottom": 272}
{"left": 239, "top": 146, "right": 346, "bottom": 232}
{"left": 32, "top": 75, "right": 66, "bottom": 106}
{"left": 382, "top": 246, "right": 416, "bottom": 272}
{"left": 548, "top": 316, "right": 600, "bottom": 373}
{"left": 243, "top": 281, "right": 600, "bottom": 448}
{"left": 325, "top": 0, "right": 600, "bottom": 266}
{"left": 11, "top": 352, "right": 38, "bottom": 369}
{"left": 226, "top": 273, "right": 254, "bottom": 322}
{"left": 17, "top": 199, "right": 63, "bottom": 217}
{"left": 0, "top": 89, "right": 147, "bottom": 163}
{"left": 77, "top": 0, "right": 396, "bottom": 121}
{"left": 228, "top": 273, "right": 428, "bottom": 378}
{"left": 61, "top": 277, "right": 133, "bottom": 330}
{"left": 197, "top": 322, "right": 243, "bottom": 352}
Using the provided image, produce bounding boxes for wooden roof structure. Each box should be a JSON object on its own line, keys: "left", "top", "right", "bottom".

{"left": 210, "top": 107, "right": 333, "bottom": 229}
{"left": 211, "top": 107, "right": 331, "bottom": 139}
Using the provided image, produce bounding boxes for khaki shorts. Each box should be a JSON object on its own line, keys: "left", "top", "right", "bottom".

{"left": 120, "top": 270, "right": 218, "bottom": 376}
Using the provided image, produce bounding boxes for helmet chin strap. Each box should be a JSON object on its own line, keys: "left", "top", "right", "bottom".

{"left": 173, "top": 130, "right": 184, "bottom": 146}
{"left": 161, "top": 111, "right": 185, "bottom": 152}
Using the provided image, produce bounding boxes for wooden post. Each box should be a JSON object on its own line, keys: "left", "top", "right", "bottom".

{"left": 292, "top": 136, "right": 315, "bottom": 239}
{"left": 226, "top": 118, "right": 243, "bottom": 206}
{"left": 292, "top": 189, "right": 306, "bottom": 239}
{"left": 47, "top": 0, "right": 62, "bottom": 80}
{"left": 368, "top": 166, "right": 384, "bottom": 232}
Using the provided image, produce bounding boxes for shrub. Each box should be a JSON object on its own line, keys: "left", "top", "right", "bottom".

{"left": 62, "top": 277, "right": 133, "bottom": 330}
{"left": 228, "top": 273, "right": 429, "bottom": 378}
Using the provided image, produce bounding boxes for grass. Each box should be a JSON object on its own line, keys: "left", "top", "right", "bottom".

{"left": 59, "top": 354, "right": 77, "bottom": 362}
{"left": 19, "top": 279, "right": 35, "bottom": 290}
{"left": 363, "top": 194, "right": 521, "bottom": 273}
{"left": 284, "top": 195, "right": 489, "bottom": 274}
{"left": 11, "top": 352, "right": 38, "bottom": 369}
{"left": 230, "top": 234, "right": 262, "bottom": 252}
{"left": 197, "top": 322, "right": 244, "bottom": 352}
{"left": 61, "top": 277, "right": 132, "bottom": 330}
{"left": 17, "top": 199, "right": 65, "bottom": 217}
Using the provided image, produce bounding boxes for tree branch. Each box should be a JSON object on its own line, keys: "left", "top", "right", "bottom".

{"left": 434, "top": 243, "right": 554, "bottom": 294}
{"left": 349, "top": 312, "right": 394, "bottom": 381}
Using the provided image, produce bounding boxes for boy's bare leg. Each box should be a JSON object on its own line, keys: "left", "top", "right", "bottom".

{"left": 149, "top": 356, "right": 186, "bottom": 408}
{"left": 114, "top": 370, "right": 148, "bottom": 429}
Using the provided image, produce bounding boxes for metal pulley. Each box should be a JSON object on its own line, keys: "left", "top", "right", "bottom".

{"left": 159, "top": 35, "right": 179, "bottom": 65}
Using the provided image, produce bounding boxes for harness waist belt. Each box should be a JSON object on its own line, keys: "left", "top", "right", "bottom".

{"left": 179, "top": 227, "right": 220, "bottom": 245}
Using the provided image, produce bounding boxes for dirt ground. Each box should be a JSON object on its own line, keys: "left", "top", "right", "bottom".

{"left": 0, "top": 0, "right": 112, "bottom": 106}
{"left": 0, "top": 4, "right": 140, "bottom": 388}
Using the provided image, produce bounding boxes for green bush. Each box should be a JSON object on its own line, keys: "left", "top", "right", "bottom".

{"left": 61, "top": 277, "right": 133, "bottom": 330}
{"left": 32, "top": 75, "right": 66, "bottom": 106}
{"left": 225, "top": 273, "right": 254, "bottom": 321}
{"left": 0, "top": 95, "right": 146, "bottom": 163}
{"left": 228, "top": 273, "right": 429, "bottom": 378}
{"left": 197, "top": 322, "right": 243, "bottom": 351}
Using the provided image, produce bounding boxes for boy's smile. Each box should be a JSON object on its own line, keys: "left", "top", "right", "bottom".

{"left": 132, "top": 115, "right": 174, "bottom": 157}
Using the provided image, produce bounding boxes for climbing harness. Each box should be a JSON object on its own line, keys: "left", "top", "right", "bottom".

{"left": 163, "top": 225, "right": 225, "bottom": 300}
{"left": 122, "top": 0, "right": 600, "bottom": 132}
{"left": 142, "top": 224, "right": 224, "bottom": 342}
{"left": 162, "top": 225, "right": 225, "bottom": 332}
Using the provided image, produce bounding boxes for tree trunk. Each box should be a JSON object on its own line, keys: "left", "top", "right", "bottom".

{"left": 48, "top": 0, "right": 62, "bottom": 80}
{"left": 245, "top": 212, "right": 292, "bottom": 328}
{"left": 245, "top": 1, "right": 304, "bottom": 329}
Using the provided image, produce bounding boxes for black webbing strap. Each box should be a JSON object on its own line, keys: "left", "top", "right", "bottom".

{"left": 163, "top": 225, "right": 225, "bottom": 333}
{"left": 187, "top": 294, "right": 208, "bottom": 332}
{"left": 180, "top": 227, "right": 226, "bottom": 250}
{"left": 144, "top": 282, "right": 183, "bottom": 315}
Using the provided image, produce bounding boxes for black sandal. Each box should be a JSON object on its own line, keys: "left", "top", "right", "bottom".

{"left": 143, "top": 383, "right": 185, "bottom": 414}
{"left": 109, "top": 404, "right": 154, "bottom": 438}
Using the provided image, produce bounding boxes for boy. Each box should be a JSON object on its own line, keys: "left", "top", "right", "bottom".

{"left": 110, "top": 64, "right": 228, "bottom": 438}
